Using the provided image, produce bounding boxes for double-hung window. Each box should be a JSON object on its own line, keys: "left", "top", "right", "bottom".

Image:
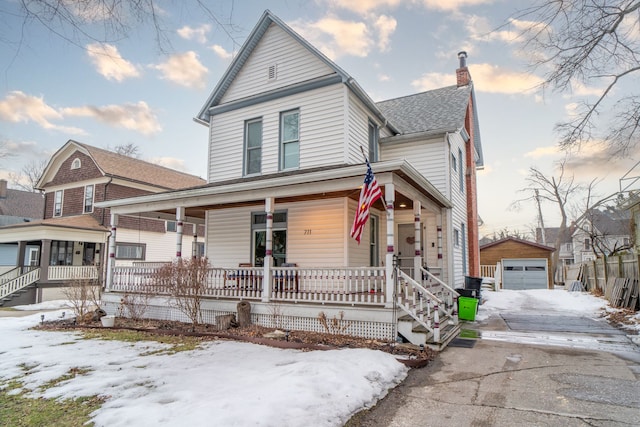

{"left": 245, "top": 118, "right": 262, "bottom": 175}
{"left": 280, "top": 110, "right": 299, "bottom": 170}
{"left": 84, "top": 184, "right": 94, "bottom": 213}
{"left": 368, "top": 121, "right": 378, "bottom": 162}
{"left": 458, "top": 148, "right": 464, "bottom": 193}
{"left": 54, "top": 190, "right": 63, "bottom": 217}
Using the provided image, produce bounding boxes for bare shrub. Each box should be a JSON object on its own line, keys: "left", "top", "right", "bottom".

{"left": 154, "top": 258, "right": 210, "bottom": 328}
{"left": 318, "top": 311, "right": 351, "bottom": 335}
{"left": 116, "top": 292, "right": 152, "bottom": 321}
{"left": 62, "top": 275, "right": 101, "bottom": 324}
{"left": 267, "top": 301, "right": 286, "bottom": 329}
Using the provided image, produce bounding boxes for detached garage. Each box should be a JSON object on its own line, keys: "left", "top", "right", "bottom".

{"left": 480, "top": 237, "right": 555, "bottom": 290}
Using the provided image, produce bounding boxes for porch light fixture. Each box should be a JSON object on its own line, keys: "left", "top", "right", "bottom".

{"left": 399, "top": 203, "right": 407, "bottom": 208}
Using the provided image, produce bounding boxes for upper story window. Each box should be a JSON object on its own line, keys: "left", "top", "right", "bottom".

{"left": 583, "top": 238, "right": 591, "bottom": 250}
{"left": 54, "top": 190, "right": 63, "bottom": 217}
{"left": 71, "top": 158, "right": 81, "bottom": 169}
{"left": 280, "top": 110, "right": 300, "bottom": 170}
{"left": 451, "top": 152, "right": 457, "bottom": 172}
{"left": 244, "top": 118, "right": 262, "bottom": 175}
{"left": 84, "top": 184, "right": 94, "bottom": 213}
{"left": 454, "top": 228, "right": 460, "bottom": 247}
{"left": 458, "top": 148, "right": 464, "bottom": 193}
{"left": 368, "top": 121, "right": 379, "bottom": 162}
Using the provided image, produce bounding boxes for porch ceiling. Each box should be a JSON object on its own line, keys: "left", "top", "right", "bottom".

{"left": 98, "top": 160, "right": 451, "bottom": 221}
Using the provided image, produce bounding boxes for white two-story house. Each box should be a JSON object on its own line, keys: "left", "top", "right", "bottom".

{"left": 99, "top": 10, "right": 484, "bottom": 349}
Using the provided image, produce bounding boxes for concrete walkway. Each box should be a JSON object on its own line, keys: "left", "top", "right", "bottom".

{"left": 348, "top": 303, "right": 640, "bottom": 426}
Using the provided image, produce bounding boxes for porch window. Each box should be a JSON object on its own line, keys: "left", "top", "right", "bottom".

{"left": 166, "top": 221, "right": 176, "bottom": 232}
{"left": 252, "top": 211, "right": 287, "bottom": 267}
{"left": 244, "top": 118, "right": 262, "bottom": 175}
{"left": 54, "top": 190, "right": 63, "bottom": 217}
{"left": 280, "top": 110, "right": 299, "bottom": 170}
{"left": 368, "top": 121, "right": 378, "bottom": 162}
{"left": 50, "top": 241, "right": 73, "bottom": 266}
{"left": 115, "top": 243, "right": 146, "bottom": 260}
{"left": 84, "top": 184, "right": 94, "bottom": 213}
{"left": 369, "top": 214, "right": 379, "bottom": 266}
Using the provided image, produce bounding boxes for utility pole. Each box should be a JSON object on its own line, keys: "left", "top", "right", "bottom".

{"left": 535, "top": 189, "right": 546, "bottom": 245}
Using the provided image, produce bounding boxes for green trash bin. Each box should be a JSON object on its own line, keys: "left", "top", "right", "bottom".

{"left": 458, "top": 296, "right": 478, "bottom": 321}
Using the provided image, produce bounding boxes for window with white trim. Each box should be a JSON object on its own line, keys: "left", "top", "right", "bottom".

{"left": 454, "top": 228, "right": 460, "bottom": 247}
{"left": 458, "top": 148, "right": 464, "bottom": 193}
{"left": 368, "top": 121, "right": 379, "bottom": 162}
{"left": 54, "top": 190, "right": 63, "bottom": 217}
{"left": 280, "top": 110, "right": 299, "bottom": 170}
{"left": 451, "top": 152, "right": 457, "bottom": 172}
{"left": 84, "top": 184, "right": 94, "bottom": 213}
{"left": 115, "top": 243, "right": 146, "bottom": 260}
{"left": 244, "top": 118, "right": 262, "bottom": 175}
{"left": 71, "top": 158, "right": 81, "bottom": 169}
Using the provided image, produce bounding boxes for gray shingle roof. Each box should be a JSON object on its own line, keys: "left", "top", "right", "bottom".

{"left": 376, "top": 85, "right": 472, "bottom": 135}
{"left": 0, "top": 189, "right": 44, "bottom": 225}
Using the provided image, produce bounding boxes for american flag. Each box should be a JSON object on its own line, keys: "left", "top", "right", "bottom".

{"left": 350, "top": 161, "right": 382, "bottom": 244}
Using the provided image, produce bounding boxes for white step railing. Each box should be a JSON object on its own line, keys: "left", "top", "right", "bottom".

{"left": 396, "top": 269, "right": 444, "bottom": 341}
{"left": 0, "top": 268, "right": 40, "bottom": 300}
{"left": 48, "top": 266, "right": 100, "bottom": 281}
{"left": 111, "top": 265, "right": 386, "bottom": 305}
{"left": 0, "top": 267, "right": 22, "bottom": 285}
{"left": 420, "top": 267, "right": 459, "bottom": 322}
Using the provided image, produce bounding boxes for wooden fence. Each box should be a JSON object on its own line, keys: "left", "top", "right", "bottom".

{"left": 566, "top": 254, "right": 639, "bottom": 311}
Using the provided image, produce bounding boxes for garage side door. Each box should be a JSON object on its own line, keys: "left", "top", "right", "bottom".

{"left": 502, "top": 258, "right": 548, "bottom": 290}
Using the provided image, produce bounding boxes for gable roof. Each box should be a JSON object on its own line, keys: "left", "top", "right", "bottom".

{"left": 377, "top": 85, "right": 472, "bottom": 135}
{"left": 37, "top": 140, "right": 206, "bottom": 191}
{"left": 586, "top": 209, "right": 630, "bottom": 236}
{"left": 195, "top": 10, "right": 398, "bottom": 134}
{"left": 480, "top": 237, "right": 555, "bottom": 252}
{"left": 377, "top": 84, "right": 484, "bottom": 167}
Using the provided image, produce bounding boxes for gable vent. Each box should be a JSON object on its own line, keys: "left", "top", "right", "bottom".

{"left": 268, "top": 63, "right": 277, "bottom": 81}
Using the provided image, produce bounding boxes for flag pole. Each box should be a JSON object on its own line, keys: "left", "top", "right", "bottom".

{"left": 359, "top": 146, "right": 389, "bottom": 212}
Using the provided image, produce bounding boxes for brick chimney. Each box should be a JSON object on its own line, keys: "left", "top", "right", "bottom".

{"left": 456, "top": 51, "right": 470, "bottom": 87}
{"left": 0, "top": 179, "right": 7, "bottom": 199}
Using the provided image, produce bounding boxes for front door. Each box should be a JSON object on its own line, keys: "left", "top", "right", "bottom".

{"left": 83, "top": 243, "right": 96, "bottom": 265}
{"left": 28, "top": 247, "right": 39, "bottom": 266}
{"left": 398, "top": 223, "right": 422, "bottom": 275}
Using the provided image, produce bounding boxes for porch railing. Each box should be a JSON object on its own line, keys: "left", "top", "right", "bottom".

{"left": 0, "top": 267, "right": 23, "bottom": 285}
{"left": 48, "top": 266, "right": 100, "bottom": 281}
{"left": 0, "top": 267, "right": 40, "bottom": 300}
{"left": 111, "top": 265, "right": 386, "bottom": 305}
{"left": 395, "top": 268, "right": 460, "bottom": 343}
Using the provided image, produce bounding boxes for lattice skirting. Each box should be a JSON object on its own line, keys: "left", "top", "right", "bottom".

{"left": 102, "top": 300, "right": 395, "bottom": 341}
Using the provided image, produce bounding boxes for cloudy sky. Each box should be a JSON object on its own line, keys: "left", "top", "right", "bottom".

{"left": 0, "top": 0, "right": 635, "bottom": 237}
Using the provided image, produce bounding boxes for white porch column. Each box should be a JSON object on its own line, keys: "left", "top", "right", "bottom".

{"left": 413, "top": 201, "right": 422, "bottom": 282}
{"left": 262, "top": 197, "right": 274, "bottom": 302}
{"left": 384, "top": 183, "right": 395, "bottom": 305}
{"left": 191, "top": 224, "right": 198, "bottom": 259}
{"left": 106, "top": 213, "right": 118, "bottom": 292}
{"left": 176, "top": 207, "right": 185, "bottom": 258}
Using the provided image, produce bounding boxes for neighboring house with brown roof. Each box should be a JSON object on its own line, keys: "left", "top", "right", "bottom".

{"left": 0, "top": 140, "right": 205, "bottom": 306}
{"left": 0, "top": 179, "right": 45, "bottom": 271}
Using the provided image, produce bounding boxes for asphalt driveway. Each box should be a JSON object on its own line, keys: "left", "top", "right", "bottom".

{"left": 348, "top": 293, "right": 640, "bottom": 427}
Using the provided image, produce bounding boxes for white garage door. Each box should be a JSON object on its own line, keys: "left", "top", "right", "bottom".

{"left": 502, "top": 258, "right": 548, "bottom": 290}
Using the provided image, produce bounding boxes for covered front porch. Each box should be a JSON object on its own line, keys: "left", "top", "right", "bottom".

{"left": 0, "top": 216, "right": 106, "bottom": 306}
{"left": 98, "top": 160, "right": 461, "bottom": 347}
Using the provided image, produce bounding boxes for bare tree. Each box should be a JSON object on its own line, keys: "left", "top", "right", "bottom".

{"left": 574, "top": 206, "right": 633, "bottom": 258}
{"left": 512, "top": 1, "right": 640, "bottom": 155}
{"left": 2, "top": 1, "right": 241, "bottom": 53}
{"left": 9, "top": 158, "right": 47, "bottom": 192}
{"left": 512, "top": 159, "right": 616, "bottom": 283}
{"left": 114, "top": 143, "right": 141, "bottom": 158}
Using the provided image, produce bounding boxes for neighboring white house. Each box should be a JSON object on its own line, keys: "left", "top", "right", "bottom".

{"left": 572, "top": 209, "right": 632, "bottom": 262}
{"left": 97, "top": 10, "right": 485, "bottom": 349}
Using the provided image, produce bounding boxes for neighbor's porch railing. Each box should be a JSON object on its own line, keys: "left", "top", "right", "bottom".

{"left": 48, "top": 266, "right": 100, "bottom": 281}
{"left": 111, "top": 265, "right": 387, "bottom": 305}
{"left": 0, "top": 267, "right": 40, "bottom": 300}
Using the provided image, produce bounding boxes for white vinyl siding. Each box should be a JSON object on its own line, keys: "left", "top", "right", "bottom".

{"left": 208, "top": 84, "right": 345, "bottom": 183}
{"left": 221, "top": 23, "right": 336, "bottom": 104}
{"left": 381, "top": 136, "right": 448, "bottom": 193}
{"left": 447, "top": 133, "right": 468, "bottom": 286}
{"left": 347, "top": 199, "right": 385, "bottom": 267}
{"left": 207, "top": 206, "right": 255, "bottom": 267}
{"left": 346, "top": 92, "right": 380, "bottom": 164}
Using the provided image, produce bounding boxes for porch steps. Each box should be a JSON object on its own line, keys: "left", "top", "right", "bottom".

{"left": 397, "top": 315, "right": 461, "bottom": 351}
{"left": 0, "top": 284, "right": 36, "bottom": 307}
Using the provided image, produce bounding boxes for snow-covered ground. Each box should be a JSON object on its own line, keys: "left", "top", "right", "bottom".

{"left": 1, "top": 289, "right": 638, "bottom": 426}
